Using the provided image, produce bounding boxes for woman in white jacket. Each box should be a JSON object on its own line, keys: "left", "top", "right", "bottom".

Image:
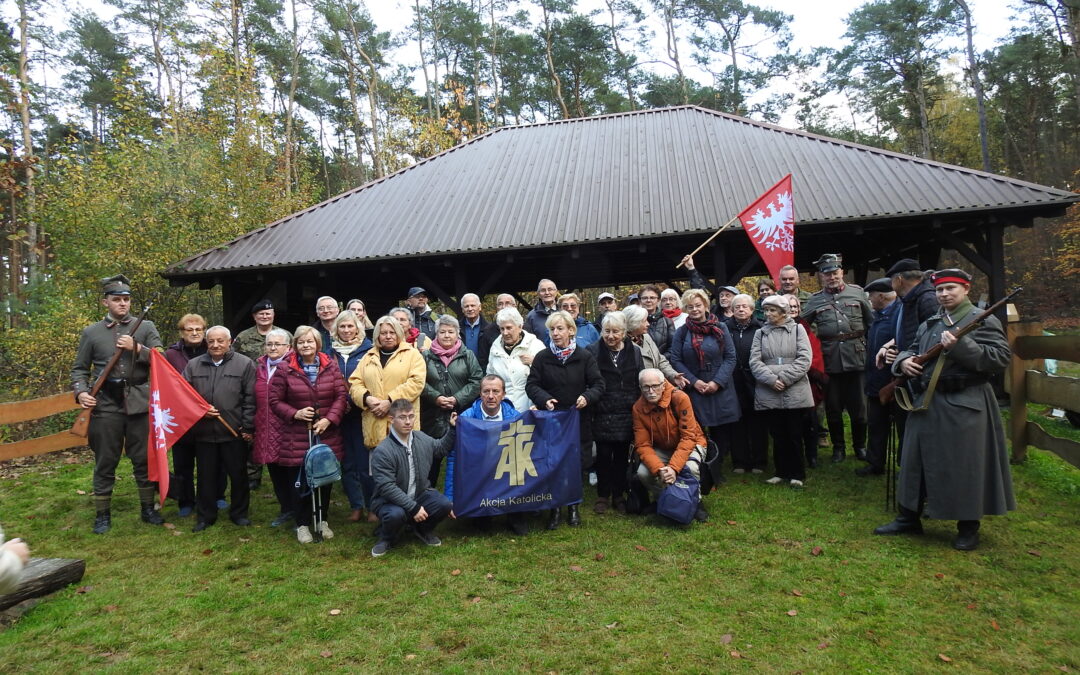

{"left": 487, "top": 307, "right": 545, "bottom": 412}
{"left": 750, "top": 294, "right": 813, "bottom": 488}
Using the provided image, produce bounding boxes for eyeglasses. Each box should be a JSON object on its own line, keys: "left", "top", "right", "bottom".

{"left": 182, "top": 327, "right": 204, "bottom": 333}
{"left": 265, "top": 342, "right": 289, "bottom": 348}
{"left": 640, "top": 383, "right": 664, "bottom": 391}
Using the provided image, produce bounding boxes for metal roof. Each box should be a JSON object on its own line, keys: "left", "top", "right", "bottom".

{"left": 164, "top": 105, "right": 1078, "bottom": 279}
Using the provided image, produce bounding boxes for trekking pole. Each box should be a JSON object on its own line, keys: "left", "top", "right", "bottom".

{"left": 884, "top": 421, "right": 897, "bottom": 512}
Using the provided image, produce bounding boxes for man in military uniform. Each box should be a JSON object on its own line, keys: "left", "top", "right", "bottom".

{"left": 71, "top": 275, "right": 164, "bottom": 534}
{"left": 801, "top": 253, "right": 873, "bottom": 463}
{"left": 778, "top": 265, "right": 811, "bottom": 303}
{"left": 231, "top": 299, "right": 290, "bottom": 491}
{"left": 874, "top": 269, "right": 1014, "bottom": 550}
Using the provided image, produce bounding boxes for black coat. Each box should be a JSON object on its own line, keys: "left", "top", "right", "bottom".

{"left": 724, "top": 316, "right": 763, "bottom": 406}
{"left": 587, "top": 339, "right": 644, "bottom": 443}
{"left": 526, "top": 345, "right": 605, "bottom": 444}
{"left": 897, "top": 279, "right": 939, "bottom": 351}
{"left": 646, "top": 310, "right": 676, "bottom": 355}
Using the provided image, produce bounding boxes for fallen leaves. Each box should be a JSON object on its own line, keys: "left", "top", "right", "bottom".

{"left": 817, "top": 642, "right": 830, "bottom": 650}
{"left": 329, "top": 609, "right": 341, "bottom": 616}
{"left": 75, "top": 586, "right": 93, "bottom": 594}
{"left": 594, "top": 553, "right": 605, "bottom": 561}
{"left": 419, "top": 590, "right": 428, "bottom": 597}
{"left": 202, "top": 549, "right": 213, "bottom": 556}
{"left": 103, "top": 604, "right": 118, "bottom": 612}
{"left": 720, "top": 634, "right": 733, "bottom": 644}
{"left": 469, "top": 596, "right": 482, "bottom": 604}
{"left": 786, "top": 609, "right": 798, "bottom": 616}
{"left": 935, "top": 573, "right": 945, "bottom": 579}
{"left": 811, "top": 546, "right": 823, "bottom": 556}
{"left": 450, "top": 569, "right": 462, "bottom": 576}
{"left": 485, "top": 573, "right": 494, "bottom": 580}
{"left": 319, "top": 650, "right": 332, "bottom": 658}
{"left": 605, "top": 621, "right": 619, "bottom": 629}
{"left": 1027, "top": 550, "right": 1042, "bottom": 557}
{"left": 569, "top": 565, "right": 583, "bottom": 572}
{"left": 634, "top": 544, "right": 648, "bottom": 552}
{"left": 990, "top": 620, "right": 1000, "bottom": 631}
{"left": 405, "top": 654, "right": 416, "bottom": 661}
{"left": 726, "top": 520, "right": 737, "bottom": 526}
{"left": 729, "top": 650, "right": 742, "bottom": 658}
{"left": 75, "top": 489, "right": 87, "bottom": 495}
{"left": 239, "top": 536, "right": 251, "bottom": 543}
{"left": 938, "top": 653, "right": 952, "bottom": 663}
{"left": 163, "top": 522, "right": 176, "bottom": 530}
{"left": 791, "top": 589, "right": 804, "bottom": 597}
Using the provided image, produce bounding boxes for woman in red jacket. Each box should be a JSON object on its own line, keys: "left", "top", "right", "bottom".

{"left": 786, "top": 294, "right": 828, "bottom": 469}
{"left": 269, "top": 325, "right": 348, "bottom": 544}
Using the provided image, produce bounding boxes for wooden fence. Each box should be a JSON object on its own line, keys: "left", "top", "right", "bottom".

{"left": 1008, "top": 321, "right": 1080, "bottom": 468}
{"left": 0, "top": 393, "right": 84, "bottom": 462}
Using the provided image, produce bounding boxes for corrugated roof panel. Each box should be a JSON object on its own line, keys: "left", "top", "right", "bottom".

{"left": 166, "top": 106, "right": 1078, "bottom": 276}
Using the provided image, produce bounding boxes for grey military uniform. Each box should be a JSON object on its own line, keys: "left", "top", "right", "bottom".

{"left": 232, "top": 325, "right": 291, "bottom": 361}
{"left": 801, "top": 285, "right": 873, "bottom": 374}
{"left": 71, "top": 315, "right": 163, "bottom": 495}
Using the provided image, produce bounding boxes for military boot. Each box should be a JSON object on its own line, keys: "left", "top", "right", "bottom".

{"left": 138, "top": 487, "right": 165, "bottom": 526}
{"left": 873, "top": 505, "right": 923, "bottom": 536}
{"left": 546, "top": 507, "right": 562, "bottom": 530}
{"left": 92, "top": 495, "right": 112, "bottom": 534}
{"left": 953, "top": 520, "right": 980, "bottom": 551}
{"left": 567, "top": 504, "right": 581, "bottom": 527}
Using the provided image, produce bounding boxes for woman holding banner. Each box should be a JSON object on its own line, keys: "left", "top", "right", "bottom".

{"left": 527, "top": 311, "right": 605, "bottom": 529}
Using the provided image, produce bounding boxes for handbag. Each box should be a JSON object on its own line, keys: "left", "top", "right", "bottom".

{"left": 656, "top": 468, "right": 700, "bottom": 524}
{"left": 697, "top": 440, "right": 721, "bottom": 496}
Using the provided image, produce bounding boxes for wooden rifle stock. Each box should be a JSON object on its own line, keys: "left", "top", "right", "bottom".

{"left": 877, "top": 287, "right": 1021, "bottom": 405}
{"left": 70, "top": 300, "right": 155, "bottom": 438}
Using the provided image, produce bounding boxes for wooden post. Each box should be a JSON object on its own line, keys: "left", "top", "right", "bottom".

{"left": 1008, "top": 318, "right": 1043, "bottom": 463}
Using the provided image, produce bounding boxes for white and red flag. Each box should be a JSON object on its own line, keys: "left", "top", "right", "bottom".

{"left": 147, "top": 349, "right": 211, "bottom": 506}
{"left": 738, "top": 174, "right": 794, "bottom": 283}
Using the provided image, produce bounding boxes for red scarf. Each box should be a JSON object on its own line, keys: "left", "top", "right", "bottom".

{"left": 685, "top": 313, "right": 725, "bottom": 370}
{"left": 662, "top": 308, "right": 682, "bottom": 320}
{"left": 404, "top": 327, "right": 422, "bottom": 345}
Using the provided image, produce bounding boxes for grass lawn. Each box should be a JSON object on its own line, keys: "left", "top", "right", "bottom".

{"left": 1, "top": 424, "right": 1079, "bottom": 673}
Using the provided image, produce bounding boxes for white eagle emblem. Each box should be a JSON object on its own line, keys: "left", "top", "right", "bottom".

{"left": 745, "top": 191, "right": 794, "bottom": 252}
{"left": 151, "top": 391, "right": 178, "bottom": 440}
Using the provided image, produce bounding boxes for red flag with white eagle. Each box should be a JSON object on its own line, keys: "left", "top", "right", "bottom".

{"left": 147, "top": 348, "right": 212, "bottom": 506}
{"left": 738, "top": 174, "right": 794, "bottom": 283}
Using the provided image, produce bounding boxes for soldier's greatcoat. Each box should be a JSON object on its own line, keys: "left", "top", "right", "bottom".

{"left": 892, "top": 306, "right": 1015, "bottom": 521}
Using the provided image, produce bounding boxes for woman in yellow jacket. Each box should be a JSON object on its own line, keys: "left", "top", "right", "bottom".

{"left": 349, "top": 315, "right": 427, "bottom": 448}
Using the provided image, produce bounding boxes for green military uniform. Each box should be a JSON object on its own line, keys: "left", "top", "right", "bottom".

{"left": 232, "top": 325, "right": 290, "bottom": 361}
{"left": 800, "top": 254, "right": 874, "bottom": 461}
{"left": 70, "top": 275, "right": 163, "bottom": 532}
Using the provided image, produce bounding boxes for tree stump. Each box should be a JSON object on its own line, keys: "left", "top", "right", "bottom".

{"left": 0, "top": 558, "right": 86, "bottom": 611}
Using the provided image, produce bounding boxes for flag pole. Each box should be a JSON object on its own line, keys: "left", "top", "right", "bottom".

{"left": 216, "top": 416, "right": 239, "bottom": 437}
{"left": 675, "top": 215, "right": 740, "bottom": 269}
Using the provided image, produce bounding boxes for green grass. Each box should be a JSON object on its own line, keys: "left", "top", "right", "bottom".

{"left": 2, "top": 427, "right": 1079, "bottom": 673}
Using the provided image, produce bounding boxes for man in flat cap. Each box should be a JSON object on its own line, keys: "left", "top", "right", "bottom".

{"left": 860, "top": 278, "right": 899, "bottom": 476}
{"left": 801, "top": 254, "right": 873, "bottom": 464}
{"left": 875, "top": 269, "right": 1014, "bottom": 550}
{"left": 71, "top": 275, "right": 164, "bottom": 534}
{"left": 875, "top": 258, "right": 939, "bottom": 369}
{"left": 406, "top": 287, "right": 439, "bottom": 340}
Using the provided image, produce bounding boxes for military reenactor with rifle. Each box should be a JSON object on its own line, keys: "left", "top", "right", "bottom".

{"left": 71, "top": 275, "right": 165, "bottom": 534}
{"left": 874, "top": 269, "right": 1016, "bottom": 551}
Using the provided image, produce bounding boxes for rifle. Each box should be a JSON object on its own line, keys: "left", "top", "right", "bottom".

{"left": 70, "top": 299, "right": 155, "bottom": 438}
{"left": 878, "top": 287, "right": 1021, "bottom": 406}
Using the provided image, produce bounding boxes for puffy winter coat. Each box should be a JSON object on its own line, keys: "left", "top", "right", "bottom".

{"left": 574, "top": 316, "right": 601, "bottom": 347}
{"left": 486, "top": 330, "right": 546, "bottom": 412}
{"left": 421, "top": 344, "right": 483, "bottom": 438}
{"left": 587, "top": 339, "right": 644, "bottom": 442}
{"left": 252, "top": 353, "right": 292, "bottom": 465}
{"left": 348, "top": 341, "right": 427, "bottom": 448}
{"left": 749, "top": 319, "right": 813, "bottom": 411}
{"left": 526, "top": 345, "right": 605, "bottom": 444}
{"left": 269, "top": 352, "right": 348, "bottom": 466}
{"left": 646, "top": 310, "right": 676, "bottom": 354}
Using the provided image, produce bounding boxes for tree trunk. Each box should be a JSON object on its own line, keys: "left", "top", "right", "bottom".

{"left": 488, "top": 0, "right": 501, "bottom": 125}
{"left": 662, "top": 0, "right": 688, "bottom": 105}
{"left": 0, "top": 558, "right": 86, "bottom": 611}
{"left": 540, "top": 0, "right": 569, "bottom": 118}
{"left": 605, "top": 0, "right": 636, "bottom": 109}
{"left": 283, "top": 0, "right": 302, "bottom": 196}
{"left": 956, "top": 0, "right": 990, "bottom": 171}
{"left": 414, "top": 0, "right": 437, "bottom": 120}
{"left": 17, "top": 0, "right": 38, "bottom": 283}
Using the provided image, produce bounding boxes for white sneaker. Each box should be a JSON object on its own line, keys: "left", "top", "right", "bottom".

{"left": 790, "top": 479, "right": 804, "bottom": 489}
{"left": 732, "top": 468, "right": 746, "bottom": 474}
{"left": 296, "top": 525, "right": 313, "bottom": 544}
{"left": 588, "top": 471, "right": 598, "bottom": 486}
{"left": 318, "top": 521, "right": 334, "bottom": 539}
{"left": 765, "top": 476, "right": 783, "bottom": 485}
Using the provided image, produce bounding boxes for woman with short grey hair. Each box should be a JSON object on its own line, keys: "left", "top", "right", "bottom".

{"left": 487, "top": 306, "right": 544, "bottom": 411}
{"left": 623, "top": 305, "right": 688, "bottom": 389}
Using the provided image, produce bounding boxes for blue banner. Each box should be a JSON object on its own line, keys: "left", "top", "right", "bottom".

{"left": 452, "top": 409, "right": 583, "bottom": 517}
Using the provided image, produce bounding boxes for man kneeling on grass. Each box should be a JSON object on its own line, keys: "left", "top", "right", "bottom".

{"left": 370, "top": 399, "right": 456, "bottom": 557}
{"left": 632, "top": 368, "right": 709, "bottom": 523}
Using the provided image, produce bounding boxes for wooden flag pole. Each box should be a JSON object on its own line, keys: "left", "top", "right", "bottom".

{"left": 675, "top": 215, "right": 740, "bottom": 269}
{"left": 216, "top": 416, "right": 239, "bottom": 437}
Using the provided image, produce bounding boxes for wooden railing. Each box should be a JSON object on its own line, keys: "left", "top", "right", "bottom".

{"left": 0, "top": 393, "right": 84, "bottom": 462}
{"left": 1008, "top": 321, "right": 1080, "bottom": 468}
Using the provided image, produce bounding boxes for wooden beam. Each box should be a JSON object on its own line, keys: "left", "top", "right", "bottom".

{"left": 0, "top": 431, "right": 87, "bottom": 462}
{"left": 1014, "top": 335, "right": 1080, "bottom": 361}
{"left": 0, "top": 393, "right": 78, "bottom": 425}
{"left": 936, "top": 230, "right": 991, "bottom": 275}
{"left": 1025, "top": 371, "right": 1080, "bottom": 411}
{"left": 1026, "top": 421, "right": 1080, "bottom": 470}
{"left": 986, "top": 222, "right": 1006, "bottom": 312}
{"left": 476, "top": 261, "right": 512, "bottom": 297}
{"left": 410, "top": 269, "right": 457, "bottom": 314}
{"left": 728, "top": 254, "right": 758, "bottom": 285}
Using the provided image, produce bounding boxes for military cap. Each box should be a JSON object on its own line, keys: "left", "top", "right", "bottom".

{"left": 864, "top": 278, "right": 893, "bottom": 293}
{"left": 101, "top": 274, "right": 132, "bottom": 296}
{"left": 251, "top": 299, "right": 274, "bottom": 313}
{"left": 813, "top": 253, "right": 843, "bottom": 273}
{"left": 930, "top": 268, "right": 972, "bottom": 286}
{"left": 884, "top": 258, "right": 921, "bottom": 277}
{"left": 407, "top": 286, "right": 427, "bottom": 298}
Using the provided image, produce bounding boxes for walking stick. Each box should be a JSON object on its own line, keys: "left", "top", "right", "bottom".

{"left": 884, "top": 420, "right": 897, "bottom": 512}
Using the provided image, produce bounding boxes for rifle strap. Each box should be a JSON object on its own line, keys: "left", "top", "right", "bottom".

{"left": 895, "top": 354, "right": 949, "bottom": 413}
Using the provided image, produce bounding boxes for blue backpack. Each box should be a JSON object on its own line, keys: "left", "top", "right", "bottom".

{"left": 296, "top": 432, "right": 341, "bottom": 495}
{"left": 657, "top": 469, "right": 700, "bottom": 525}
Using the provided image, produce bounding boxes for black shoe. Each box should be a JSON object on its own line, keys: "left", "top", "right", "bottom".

{"left": 806, "top": 456, "right": 818, "bottom": 469}
{"left": 192, "top": 521, "right": 211, "bottom": 532}
{"left": 953, "top": 521, "right": 980, "bottom": 551}
{"left": 231, "top": 517, "right": 252, "bottom": 527}
{"left": 873, "top": 510, "right": 923, "bottom": 535}
{"left": 855, "top": 465, "right": 884, "bottom": 477}
{"left": 546, "top": 508, "right": 562, "bottom": 530}
{"left": 854, "top": 447, "right": 867, "bottom": 461}
{"left": 831, "top": 448, "right": 845, "bottom": 463}
{"left": 508, "top": 515, "right": 529, "bottom": 536}
{"left": 141, "top": 506, "right": 165, "bottom": 525}
{"left": 92, "top": 512, "right": 111, "bottom": 534}
{"left": 567, "top": 504, "right": 581, "bottom": 527}
{"left": 694, "top": 504, "right": 709, "bottom": 522}
{"left": 270, "top": 511, "right": 294, "bottom": 528}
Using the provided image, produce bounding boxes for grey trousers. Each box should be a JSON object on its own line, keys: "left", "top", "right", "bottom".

{"left": 88, "top": 410, "right": 151, "bottom": 495}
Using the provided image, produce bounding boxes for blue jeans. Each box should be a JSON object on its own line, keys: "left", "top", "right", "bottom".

{"left": 340, "top": 414, "right": 373, "bottom": 510}
{"left": 376, "top": 489, "right": 452, "bottom": 543}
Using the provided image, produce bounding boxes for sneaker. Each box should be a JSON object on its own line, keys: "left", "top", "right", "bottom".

{"left": 177, "top": 505, "right": 194, "bottom": 518}
{"left": 296, "top": 525, "right": 314, "bottom": 544}
{"left": 414, "top": 529, "right": 442, "bottom": 547}
{"left": 216, "top": 499, "right": 229, "bottom": 510}
{"left": 371, "top": 540, "right": 391, "bottom": 557}
{"left": 318, "top": 521, "right": 334, "bottom": 540}
{"left": 789, "top": 479, "right": 804, "bottom": 489}
{"left": 751, "top": 468, "right": 764, "bottom": 475}
{"left": 588, "top": 471, "right": 598, "bottom": 486}
{"left": 270, "top": 511, "right": 294, "bottom": 528}
{"left": 765, "top": 476, "right": 783, "bottom": 484}
{"left": 732, "top": 468, "right": 746, "bottom": 475}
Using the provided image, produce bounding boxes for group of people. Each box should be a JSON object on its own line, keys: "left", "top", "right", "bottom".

{"left": 68, "top": 254, "right": 1015, "bottom": 559}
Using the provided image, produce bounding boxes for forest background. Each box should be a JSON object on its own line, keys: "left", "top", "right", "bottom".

{"left": 0, "top": 0, "right": 1077, "bottom": 404}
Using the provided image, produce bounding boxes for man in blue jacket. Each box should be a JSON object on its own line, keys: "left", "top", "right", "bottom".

{"left": 859, "top": 278, "right": 900, "bottom": 476}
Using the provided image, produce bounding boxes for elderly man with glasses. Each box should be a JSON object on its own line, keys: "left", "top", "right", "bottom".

{"left": 631, "top": 368, "right": 709, "bottom": 521}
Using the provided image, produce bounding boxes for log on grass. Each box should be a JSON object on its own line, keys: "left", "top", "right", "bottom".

{"left": 0, "top": 558, "right": 86, "bottom": 611}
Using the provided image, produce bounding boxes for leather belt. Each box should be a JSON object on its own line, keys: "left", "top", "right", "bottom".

{"left": 819, "top": 330, "right": 865, "bottom": 342}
